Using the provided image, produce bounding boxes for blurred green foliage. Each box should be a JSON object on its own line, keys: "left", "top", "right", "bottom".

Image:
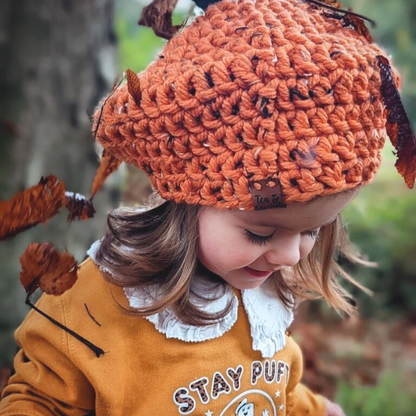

{"left": 115, "top": 16, "right": 165, "bottom": 72}
{"left": 343, "top": 150, "right": 416, "bottom": 318}
{"left": 114, "top": 0, "right": 186, "bottom": 72}
{"left": 341, "top": 0, "right": 416, "bottom": 319}
{"left": 336, "top": 371, "right": 416, "bottom": 416}
{"left": 114, "top": 0, "right": 416, "bottom": 319}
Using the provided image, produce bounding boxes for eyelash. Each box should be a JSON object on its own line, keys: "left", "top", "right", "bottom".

{"left": 244, "top": 230, "right": 274, "bottom": 246}
{"left": 305, "top": 230, "right": 320, "bottom": 240}
{"left": 244, "top": 229, "right": 320, "bottom": 246}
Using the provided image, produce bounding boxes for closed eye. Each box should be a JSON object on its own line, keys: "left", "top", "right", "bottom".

{"left": 244, "top": 230, "right": 275, "bottom": 246}
{"left": 246, "top": 229, "right": 320, "bottom": 244}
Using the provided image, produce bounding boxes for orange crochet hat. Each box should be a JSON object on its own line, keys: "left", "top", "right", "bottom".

{"left": 94, "top": 0, "right": 412, "bottom": 210}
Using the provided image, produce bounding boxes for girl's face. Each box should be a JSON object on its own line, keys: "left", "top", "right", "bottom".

{"left": 197, "top": 190, "right": 357, "bottom": 290}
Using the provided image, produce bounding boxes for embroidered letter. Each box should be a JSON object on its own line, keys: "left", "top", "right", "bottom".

{"left": 211, "top": 371, "right": 231, "bottom": 399}
{"left": 276, "top": 361, "right": 285, "bottom": 383}
{"left": 227, "top": 365, "right": 244, "bottom": 391}
{"left": 264, "top": 360, "right": 276, "bottom": 383}
{"left": 285, "top": 362, "right": 290, "bottom": 385}
{"left": 173, "top": 388, "right": 196, "bottom": 415}
{"left": 189, "top": 377, "right": 209, "bottom": 404}
{"left": 251, "top": 361, "right": 263, "bottom": 385}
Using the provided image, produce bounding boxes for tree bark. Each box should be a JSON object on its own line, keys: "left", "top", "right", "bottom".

{"left": 0, "top": 0, "right": 118, "bottom": 366}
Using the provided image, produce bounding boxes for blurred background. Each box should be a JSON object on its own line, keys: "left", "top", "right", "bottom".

{"left": 0, "top": 0, "right": 415, "bottom": 414}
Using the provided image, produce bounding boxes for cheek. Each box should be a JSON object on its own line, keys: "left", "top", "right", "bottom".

{"left": 197, "top": 228, "right": 228, "bottom": 268}
{"left": 197, "top": 238, "right": 216, "bottom": 263}
{"left": 198, "top": 236, "right": 252, "bottom": 266}
{"left": 197, "top": 230, "right": 260, "bottom": 271}
{"left": 300, "top": 238, "right": 317, "bottom": 259}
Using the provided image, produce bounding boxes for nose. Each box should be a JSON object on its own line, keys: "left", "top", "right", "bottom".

{"left": 264, "top": 234, "right": 301, "bottom": 268}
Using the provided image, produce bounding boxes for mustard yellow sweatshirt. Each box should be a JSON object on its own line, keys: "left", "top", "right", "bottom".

{"left": 0, "top": 258, "right": 326, "bottom": 416}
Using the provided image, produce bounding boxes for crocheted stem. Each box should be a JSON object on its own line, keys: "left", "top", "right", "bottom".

{"left": 304, "top": 0, "right": 376, "bottom": 26}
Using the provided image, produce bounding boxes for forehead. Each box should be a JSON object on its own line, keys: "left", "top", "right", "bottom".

{"left": 229, "top": 190, "right": 357, "bottom": 230}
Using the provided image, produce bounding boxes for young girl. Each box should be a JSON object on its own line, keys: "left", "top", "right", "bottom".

{"left": 0, "top": 0, "right": 412, "bottom": 414}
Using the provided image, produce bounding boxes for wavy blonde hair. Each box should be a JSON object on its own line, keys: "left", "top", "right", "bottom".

{"left": 96, "top": 197, "right": 369, "bottom": 325}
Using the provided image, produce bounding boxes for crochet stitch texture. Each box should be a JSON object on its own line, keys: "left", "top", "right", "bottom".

{"left": 95, "top": 0, "right": 395, "bottom": 209}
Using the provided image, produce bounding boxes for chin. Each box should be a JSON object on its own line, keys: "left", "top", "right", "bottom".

{"left": 230, "top": 278, "right": 268, "bottom": 290}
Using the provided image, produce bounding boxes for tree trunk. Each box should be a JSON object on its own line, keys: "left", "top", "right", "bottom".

{"left": 0, "top": 0, "right": 118, "bottom": 366}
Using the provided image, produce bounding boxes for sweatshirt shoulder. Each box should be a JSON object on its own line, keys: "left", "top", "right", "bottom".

{"left": 78, "top": 256, "right": 104, "bottom": 285}
{"left": 59, "top": 257, "right": 111, "bottom": 307}
{"left": 15, "top": 256, "right": 134, "bottom": 361}
{"left": 59, "top": 257, "right": 129, "bottom": 321}
{"left": 25, "top": 256, "right": 129, "bottom": 341}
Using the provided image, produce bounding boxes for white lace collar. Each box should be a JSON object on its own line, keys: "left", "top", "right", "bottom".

{"left": 88, "top": 240, "right": 294, "bottom": 358}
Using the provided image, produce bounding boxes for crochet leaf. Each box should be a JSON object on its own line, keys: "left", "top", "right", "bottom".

{"left": 91, "top": 149, "right": 122, "bottom": 199}
{"left": 126, "top": 69, "right": 142, "bottom": 107}
{"left": 138, "top": 0, "right": 181, "bottom": 40}
{"left": 65, "top": 192, "right": 96, "bottom": 221}
{"left": 0, "top": 175, "right": 66, "bottom": 241}
{"left": 377, "top": 55, "right": 416, "bottom": 189}
{"left": 342, "top": 14, "right": 373, "bottom": 42}
{"left": 20, "top": 243, "right": 79, "bottom": 296}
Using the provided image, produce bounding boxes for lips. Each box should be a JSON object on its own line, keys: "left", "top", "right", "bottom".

{"left": 243, "top": 267, "right": 273, "bottom": 278}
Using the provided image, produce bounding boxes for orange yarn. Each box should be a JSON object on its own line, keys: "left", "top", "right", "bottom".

{"left": 95, "top": 0, "right": 397, "bottom": 209}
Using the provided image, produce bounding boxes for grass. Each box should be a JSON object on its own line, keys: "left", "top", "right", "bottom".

{"left": 336, "top": 371, "right": 416, "bottom": 416}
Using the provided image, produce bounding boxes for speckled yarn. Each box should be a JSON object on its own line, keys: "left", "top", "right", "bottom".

{"left": 95, "top": 0, "right": 397, "bottom": 209}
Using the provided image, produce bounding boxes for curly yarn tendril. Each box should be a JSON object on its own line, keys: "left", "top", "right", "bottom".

{"left": 95, "top": 0, "right": 397, "bottom": 209}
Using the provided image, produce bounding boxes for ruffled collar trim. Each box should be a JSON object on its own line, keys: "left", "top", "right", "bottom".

{"left": 88, "top": 240, "right": 294, "bottom": 358}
